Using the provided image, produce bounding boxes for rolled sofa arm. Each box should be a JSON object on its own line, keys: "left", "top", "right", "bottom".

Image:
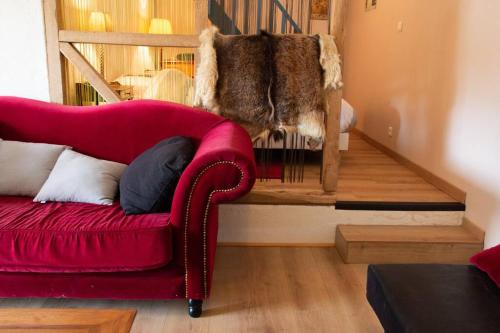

{"left": 170, "top": 120, "right": 256, "bottom": 300}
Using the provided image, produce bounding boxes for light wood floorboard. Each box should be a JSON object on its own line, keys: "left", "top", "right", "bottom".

{"left": 0, "top": 247, "right": 382, "bottom": 333}
{"left": 237, "top": 132, "right": 458, "bottom": 205}
{"left": 337, "top": 133, "right": 457, "bottom": 202}
{"left": 236, "top": 162, "right": 336, "bottom": 205}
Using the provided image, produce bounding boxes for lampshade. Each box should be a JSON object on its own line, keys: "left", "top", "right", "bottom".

{"left": 89, "top": 11, "right": 106, "bottom": 32}
{"left": 149, "top": 18, "right": 173, "bottom": 34}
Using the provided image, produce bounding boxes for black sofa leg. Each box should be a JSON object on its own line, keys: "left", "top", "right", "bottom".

{"left": 188, "top": 299, "right": 203, "bottom": 318}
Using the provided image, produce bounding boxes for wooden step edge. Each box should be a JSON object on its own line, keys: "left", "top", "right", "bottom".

{"left": 337, "top": 245, "right": 483, "bottom": 264}
{"left": 336, "top": 223, "right": 485, "bottom": 246}
{"left": 334, "top": 201, "right": 465, "bottom": 211}
{"left": 344, "top": 239, "right": 483, "bottom": 246}
{"left": 335, "top": 231, "right": 483, "bottom": 264}
{"left": 462, "top": 217, "right": 485, "bottom": 244}
{"left": 334, "top": 229, "right": 483, "bottom": 253}
{"left": 335, "top": 230, "right": 352, "bottom": 263}
{"left": 235, "top": 189, "right": 336, "bottom": 205}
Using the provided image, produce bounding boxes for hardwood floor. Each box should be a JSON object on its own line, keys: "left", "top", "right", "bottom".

{"left": 337, "top": 133, "right": 457, "bottom": 202}
{"left": 236, "top": 161, "right": 336, "bottom": 205}
{"left": 0, "top": 247, "right": 382, "bottom": 333}
{"left": 237, "top": 132, "right": 459, "bottom": 205}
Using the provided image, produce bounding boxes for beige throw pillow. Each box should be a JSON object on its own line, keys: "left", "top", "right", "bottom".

{"left": 34, "top": 150, "right": 127, "bottom": 205}
{"left": 0, "top": 139, "right": 68, "bottom": 196}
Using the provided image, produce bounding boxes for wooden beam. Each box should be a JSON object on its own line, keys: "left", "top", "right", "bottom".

{"left": 43, "top": 0, "right": 64, "bottom": 103}
{"left": 59, "top": 30, "right": 201, "bottom": 48}
{"left": 195, "top": 0, "right": 209, "bottom": 33}
{"left": 321, "top": 0, "right": 348, "bottom": 192}
{"left": 59, "top": 42, "right": 121, "bottom": 103}
{"left": 330, "top": 0, "right": 348, "bottom": 52}
{"left": 322, "top": 89, "right": 342, "bottom": 192}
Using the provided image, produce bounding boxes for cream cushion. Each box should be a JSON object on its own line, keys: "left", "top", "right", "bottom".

{"left": 34, "top": 149, "right": 127, "bottom": 205}
{"left": 0, "top": 139, "right": 68, "bottom": 196}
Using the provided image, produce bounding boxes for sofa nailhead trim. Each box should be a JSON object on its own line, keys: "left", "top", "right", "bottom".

{"left": 184, "top": 161, "right": 244, "bottom": 298}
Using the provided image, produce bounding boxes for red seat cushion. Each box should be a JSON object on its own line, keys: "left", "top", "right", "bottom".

{"left": 0, "top": 196, "right": 172, "bottom": 273}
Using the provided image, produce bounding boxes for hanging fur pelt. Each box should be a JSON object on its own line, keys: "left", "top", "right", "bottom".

{"left": 194, "top": 26, "right": 342, "bottom": 147}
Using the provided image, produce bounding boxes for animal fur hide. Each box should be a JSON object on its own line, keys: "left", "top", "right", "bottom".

{"left": 265, "top": 31, "right": 326, "bottom": 146}
{"left": 214, "top": 31, "right": 274, "bottom": 139}
{"left": 194, "top": 27, "right": 342, "bottom": 146}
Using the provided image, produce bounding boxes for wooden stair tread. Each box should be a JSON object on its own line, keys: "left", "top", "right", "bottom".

{"left": 337, "top": 225, "right": 483, "bottom": 244}
{"left": 335, "top": 223, "right": 484, "bottom": 264}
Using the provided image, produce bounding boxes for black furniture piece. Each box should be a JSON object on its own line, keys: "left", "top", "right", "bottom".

{"left": 367, "top": 264, "right": 500, "bottom": 333}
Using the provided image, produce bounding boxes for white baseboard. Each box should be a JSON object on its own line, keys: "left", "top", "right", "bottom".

{"left": 218, "top": 204, "right": 464, "bottom": 245}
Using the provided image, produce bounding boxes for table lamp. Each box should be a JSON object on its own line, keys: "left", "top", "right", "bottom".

{"left": 149, "top": 18, "right": 173, "bottom": 70}
{"left": 149, "top": 18, "right": 173, "bottom": 35}
{"left": 89, "top": 11, "right": 107, "bottom": 75}
{"left": 89, "top": 11, "right": 107, "bottom": 32}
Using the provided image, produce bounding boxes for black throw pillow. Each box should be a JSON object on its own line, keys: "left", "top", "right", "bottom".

{"left": 120, "top": 136, "right": 195, "bottom": 215}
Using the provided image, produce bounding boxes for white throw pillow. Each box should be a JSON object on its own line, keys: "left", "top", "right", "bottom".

{"left": 0, "top": 139, "right": 68, "bottom": 196}
{"left": 34, "top": 150, "right": 127, "bottom": 205}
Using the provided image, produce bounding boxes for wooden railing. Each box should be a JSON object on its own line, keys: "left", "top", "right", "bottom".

{"left": 208, "top": 0, "right": 309, "bottom": 35}
{"left": 208, "top": 0, "right": 242, "bottom": 34}
{"left": 42, "top": 0, "right": 346, "bottom": 194}
{"left": 271, "top": 0, "right": 303, "bottom": 33}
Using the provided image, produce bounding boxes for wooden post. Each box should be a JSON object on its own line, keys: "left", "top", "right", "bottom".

{"left": 43, "top": 0, "right": 65, "bottom": 103}
{"left": 194, "top": 0, "right": 209, "bottom": 93}
{"left": 195, "top": 0, "right": 210, "bottom": 34}
{"left": 322, "top": 89, "right": 342, "bottom": 192}
{"left": 59, "top": 42, "right": 121, "bottom": 103}
{"left": 330, "top": 0, "right": 348, "bottom": 48}
{"left": 321, "top": 0, "right": 348, "bottom": 192}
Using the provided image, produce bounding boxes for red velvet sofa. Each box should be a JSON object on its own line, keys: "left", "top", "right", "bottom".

{"left": 0, "top": 97, "right": 256, "bottom": 317}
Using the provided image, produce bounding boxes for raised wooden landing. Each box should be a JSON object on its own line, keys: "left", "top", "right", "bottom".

{"left": 336, "top": 223, "right": 484, "bottom": 264}
{"left": 336, "top": 133, "right": 458, "bottom": 203}
{"left": 236, "top": 132, "right": 462, "bottom": 206}
{"left": 236, "top": 162, "right": 335, "bottom": 205}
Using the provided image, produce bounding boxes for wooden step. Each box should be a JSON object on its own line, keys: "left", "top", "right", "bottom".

{"left": 335, "top": 223, "right": 484, "bottom": 264}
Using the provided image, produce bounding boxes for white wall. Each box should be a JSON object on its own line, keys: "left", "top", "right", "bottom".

{"left": 344, "top": 0, "right": 500, "bottom": 247}
{"left": 0, "top": 0, "right": 50, "bottom": 101}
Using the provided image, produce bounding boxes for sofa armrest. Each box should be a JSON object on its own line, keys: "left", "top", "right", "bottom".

{"left": 170, "top": 120, "right": 256, "bottom": 299}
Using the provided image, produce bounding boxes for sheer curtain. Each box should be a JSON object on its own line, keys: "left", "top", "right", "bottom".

{"left": 59, "top": 0, "right": 195, "bottom": 105}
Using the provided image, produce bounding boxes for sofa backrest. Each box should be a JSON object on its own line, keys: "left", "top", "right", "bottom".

{"left": 0, "top": 97, "right": 225, "bottom": 164}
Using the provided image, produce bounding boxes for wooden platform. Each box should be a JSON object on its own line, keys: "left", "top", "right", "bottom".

{"left": 236, "top": 162, "right": 335, "bottom": 205}
{"left": 236, "top": 132, "right": 462, "bottom": 206}
{"left": 336, "top": 133, "right": 458, "bottom": 203}
{"left": 335, "top": 223, "right": 484, "bottom": 264}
